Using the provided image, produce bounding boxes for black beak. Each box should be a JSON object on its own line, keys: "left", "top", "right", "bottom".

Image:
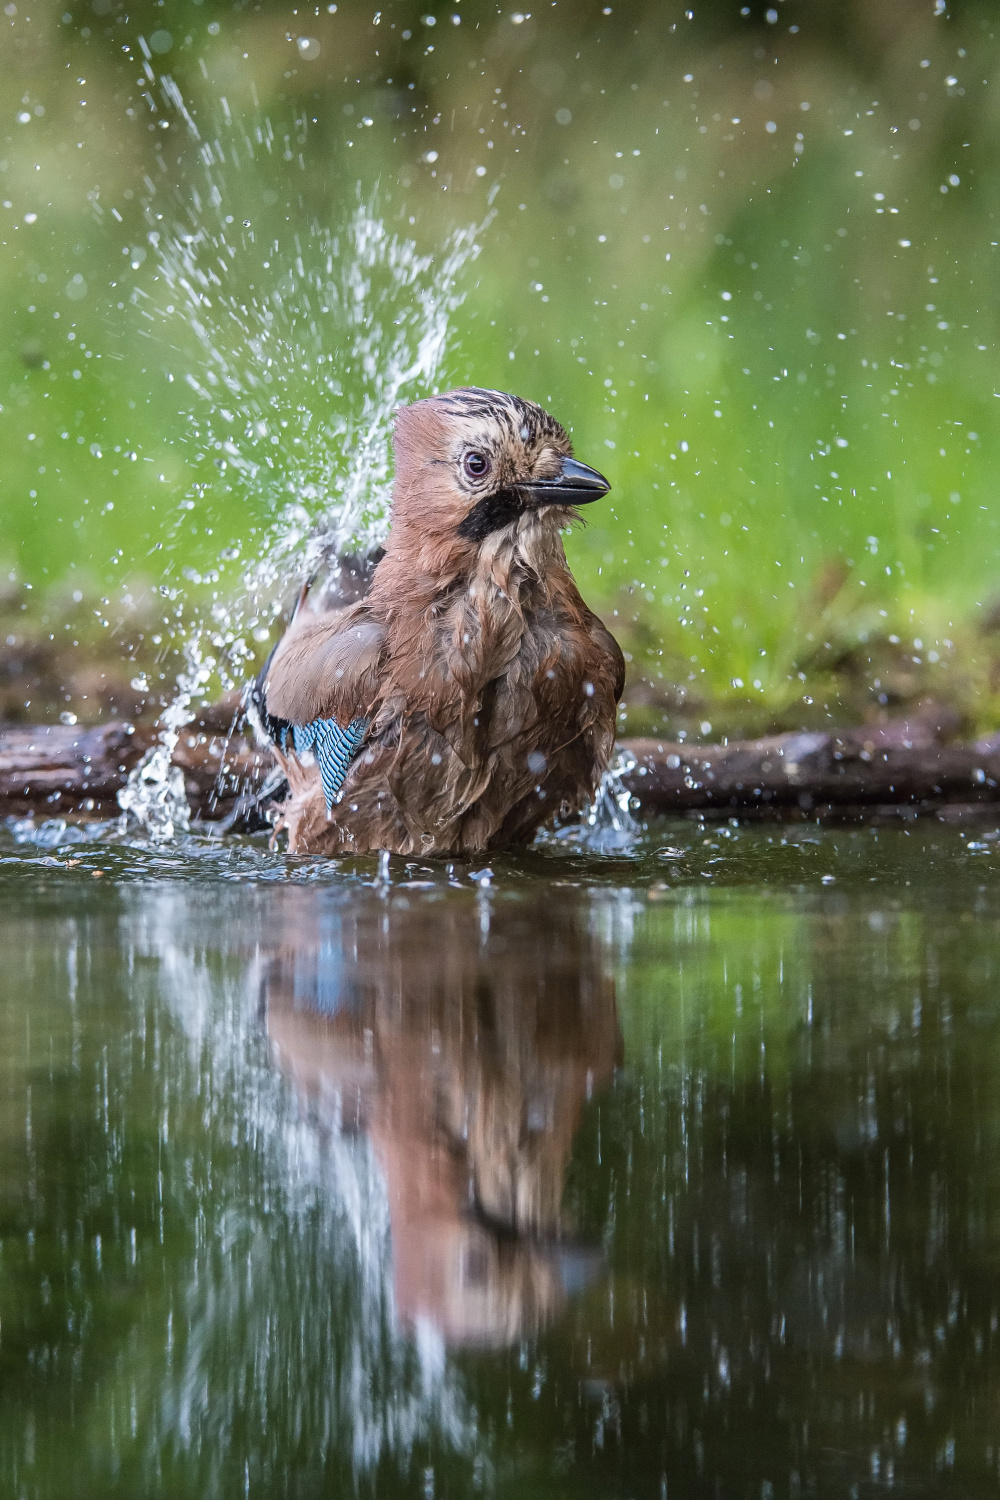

{"left": 518, "top": 455, "right": 611, "bottom": 506}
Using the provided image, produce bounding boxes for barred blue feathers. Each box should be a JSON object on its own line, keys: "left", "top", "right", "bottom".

{"left": 284, "top": 716, "right": 369, "bottom": 813}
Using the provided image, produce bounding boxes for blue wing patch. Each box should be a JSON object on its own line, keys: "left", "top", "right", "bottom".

{"left": 282, "top": 716, "right": 369, "bottom": 813}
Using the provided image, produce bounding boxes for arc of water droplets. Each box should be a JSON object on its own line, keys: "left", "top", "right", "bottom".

{"left": 120, "top": 73, "right": 491, "bottom": 838}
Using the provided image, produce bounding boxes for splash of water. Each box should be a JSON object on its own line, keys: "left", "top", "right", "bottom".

{"left": 163, "top": 200, "right": 487, "bottom": 579}
{"left": 586, "top": 746, "right": 641, "bottom": 847}
{"left": 117, "top": 636, "right": 214, "bottom": 840}
{"left": 541, "top": 746, "right": 641, "bottom": 855}
{"left": 120, "top": 75, "right": 491, "bottom": 837}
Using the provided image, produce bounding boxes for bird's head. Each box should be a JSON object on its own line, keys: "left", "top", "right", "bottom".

{"left": 389, "top": 388, "right": 610, "bottom": 562}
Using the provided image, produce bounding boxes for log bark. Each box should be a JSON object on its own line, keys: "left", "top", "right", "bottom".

{"left": 619, "top": 722, "right": 1000, "bottom": 819}
{"left": 2, "top": 716, "right": 1000, "bottom": 827}
{"left": 0, "top": 720, "right": 269, "bottom": 824}
{"left": 0, "top": 723, "right": 149, "bottom": 819}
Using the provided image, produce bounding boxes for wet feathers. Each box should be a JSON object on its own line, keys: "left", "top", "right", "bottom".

{"left": 257, "top": 387, "right": 625, "bottom": 856}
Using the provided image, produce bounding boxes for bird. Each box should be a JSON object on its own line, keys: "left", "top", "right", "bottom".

{"left": 251, "top": 386, "right": 625, "bottom": 857}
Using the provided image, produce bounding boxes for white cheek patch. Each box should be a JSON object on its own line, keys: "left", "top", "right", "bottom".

{"left": 519, "top": 424, "right": 531, "bottom": 442}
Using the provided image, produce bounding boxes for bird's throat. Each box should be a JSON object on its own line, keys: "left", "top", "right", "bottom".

{"left": 455, "top": 487, "right": 526, "bottom": 544}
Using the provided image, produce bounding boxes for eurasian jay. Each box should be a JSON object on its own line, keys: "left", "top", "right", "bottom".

{"left": 254, "top": 387, "right": 624, "bottom": 856}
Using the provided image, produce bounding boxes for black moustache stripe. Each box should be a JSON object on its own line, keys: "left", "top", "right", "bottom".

{"left": 456, "top": 487, "right": 527, "bottom": 543}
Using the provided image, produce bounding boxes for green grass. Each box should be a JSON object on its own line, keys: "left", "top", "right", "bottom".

{"left": 4, "top": 0, "right": 1000, "bottom": 733}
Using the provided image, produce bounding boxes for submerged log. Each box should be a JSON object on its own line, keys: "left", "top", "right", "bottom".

{"left": 619, "top": 721, "right": 1000, "bottom": 820}
{"left": 0, "top": 720, "right": 269, "bottom": 824}
{"left": 0, "top": 722, "right": 149, "bottom": 819}
{"left": 2, "top": 715, "right": 1000, "bottom": 827}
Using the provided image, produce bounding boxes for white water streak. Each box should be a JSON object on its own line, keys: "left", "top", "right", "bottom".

{"left": 124, "top": 887, "right": 480, "bottom": 1480}
{"left": 120, "top": 74, "right": 490, "bottom": 836}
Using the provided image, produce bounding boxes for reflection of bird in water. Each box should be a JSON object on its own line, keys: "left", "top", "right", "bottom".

{"left": 250, "top": 388, "right": 624, "bottom": 856}
{"left": 261, "top": 891, "right": 622, "bottom": 1347}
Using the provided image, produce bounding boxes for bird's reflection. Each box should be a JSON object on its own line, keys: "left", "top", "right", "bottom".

{"left": 260, "top": 889, "right": 622, "bottom": 1347}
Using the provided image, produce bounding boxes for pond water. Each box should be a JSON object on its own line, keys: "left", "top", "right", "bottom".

{"left": 2, "top": 815, "right": 1000, "bottom": 1498}
{"left": 4, "top": 7, "right": 1000, "bottom": 1494}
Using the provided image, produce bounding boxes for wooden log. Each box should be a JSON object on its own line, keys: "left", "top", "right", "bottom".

{"left": 619, "top": 722, "right": 1000, "bottom": 818}
{"left": 2, "top": 715, "right": 1000, "bottom": 827}
{"left": 0, "top": 720, "right": 268, "bottom": 824}
{"left": 0, "top": 722, "right": 150, "bottom": 818}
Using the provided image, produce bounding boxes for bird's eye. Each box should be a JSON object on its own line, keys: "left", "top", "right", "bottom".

{"left": 463, "top": 450, "right": 490, "bottom": 480}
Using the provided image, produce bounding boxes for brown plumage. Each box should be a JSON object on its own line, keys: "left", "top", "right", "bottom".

{"left": 260, "top": 387, "right": 625, "bottom": 856}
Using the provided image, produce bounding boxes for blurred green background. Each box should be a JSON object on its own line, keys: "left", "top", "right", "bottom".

{"left": 3, "top": 0, "right": 1000, "bottom": 737}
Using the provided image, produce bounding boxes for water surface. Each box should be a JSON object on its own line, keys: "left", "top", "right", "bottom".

{"left": 1, "top": 817, "right": 999, "bottom": 1497}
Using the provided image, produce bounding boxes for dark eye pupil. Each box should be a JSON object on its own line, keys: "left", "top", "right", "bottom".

{"left": 465, "top": 451, "right": 488, "bottom": 478}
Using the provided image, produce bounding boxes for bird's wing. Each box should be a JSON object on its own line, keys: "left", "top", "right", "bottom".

{"left": 587, "top": 612, "right": 627, "bottom": 703}
{"left": 264, "top": 606, "right": 388, "bottom": 727}
{"left": 287, "top": 714, "right": 370, "bottom": 811}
